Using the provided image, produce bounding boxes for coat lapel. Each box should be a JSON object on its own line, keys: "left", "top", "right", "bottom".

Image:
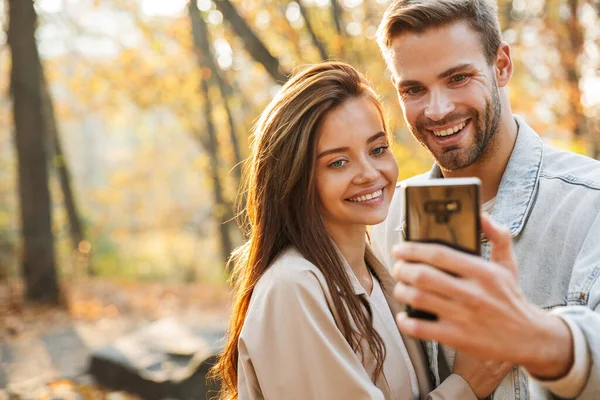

{"left": 366, "top": 247, "right": 434, "bottom": 398}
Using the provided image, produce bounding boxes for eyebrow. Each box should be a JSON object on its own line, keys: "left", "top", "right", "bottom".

{"left": 396, "top": 63, "right": 476, "bottom": 88}
{"left": 317, "top": 131, "right": 386, "bottom": 159}
{"left": 437, "top": 63, "right": 476, "bottom": 79}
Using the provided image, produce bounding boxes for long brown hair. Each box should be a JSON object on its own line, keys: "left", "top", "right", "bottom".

{"left": 210, "top": 62, "right": 389, "bottom": 400}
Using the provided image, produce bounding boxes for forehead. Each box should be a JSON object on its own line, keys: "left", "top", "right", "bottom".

{"left": 389, "top": 21, "right": 488, "bottom": 81}
{"left": 316, "top": 96, "right": 384, "bottom": 148}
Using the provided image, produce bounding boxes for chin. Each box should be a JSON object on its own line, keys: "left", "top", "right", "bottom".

{"left": 362, "top": 212, "right": 389, "bottom": 226}
{"left": 437, "top": 151, "right": 479, "bottom": 170}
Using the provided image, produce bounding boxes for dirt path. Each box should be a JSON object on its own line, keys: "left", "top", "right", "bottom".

{"left": 0, "top": 278, "right": 231, "bottom": 399}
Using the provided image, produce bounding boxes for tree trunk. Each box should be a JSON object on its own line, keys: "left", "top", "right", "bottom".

{"left": 330, "top": 0, "right": 345, "bottom": 56}
{"left": 7, "top": 0, "right": 60, "bottom": 304}
{"left": 213, "top": 0, "right": 289, "bottom": 83}
{"left": 544, "top": 0, "right": 588, "bottom": 138}
{"left": 189, "top": 2, "right": 243, "bottom": 186}
{"left": 330, "top": 0, "right": 344, "bottom": 36}
{"left": 198, "top": 77, "right": 235, "bottom": 270}
{"left": 188, "top": 3, "right": 236, "bottom": 269}
{"left": 39, "top": 65, "right": 90, "bottom": 275}
{"left": 298, "top": 0, "right": 329, "bottom": 60}
{"left": 563, "top": 0, "right": 587, "bottom": 138}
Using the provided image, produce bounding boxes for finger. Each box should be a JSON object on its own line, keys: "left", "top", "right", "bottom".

{"left": 392, "top": 242, "right": 486, "bottom": 279}
{"left": 498, "top": 362, "right": 513, "bottom": 375}
{"left": 396, "top": 312, "right": 466, "bottom": 348}
{"left": 481, "top": 214, "right": 518, "bottom": 277}
{"left": 391, "top": 260, "right": 405, "bottom": 281}
{"left": 491, "top": 362, "right": 513, "bottom": 380}
{"left": 481, "top": 360, "right": 513, "bottom": 379}
{"left": 482, "top": 359, "right": 510, "bottom": 369}
{"left": 393, "top": 281, "right": 468, "bottom": 321}
{"left": 394, "top": 263, "right": 475, "bottom": 306}
{"left": 396, "top": 312, "right": 514, "bottom": 359}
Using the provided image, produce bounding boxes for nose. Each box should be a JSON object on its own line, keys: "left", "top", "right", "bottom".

{"left": 354, "top": 157, "right": 379, "bottom": 184}
{"left": 424, "top": 88, "right": 455, "bottom": 121}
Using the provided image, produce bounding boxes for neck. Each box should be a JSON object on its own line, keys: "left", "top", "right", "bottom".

{"left": 443, "top": 107, "right": 518, "bottom": 203}
{"left": 325, "top": 223, "right": 369, "bottom": 280}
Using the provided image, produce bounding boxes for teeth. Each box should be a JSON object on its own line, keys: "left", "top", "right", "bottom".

{"left": 349, "top": 189, "right": 383, "bottom": 202}
{"left": 433, "top": 121, "right": 467, "bottom": 137}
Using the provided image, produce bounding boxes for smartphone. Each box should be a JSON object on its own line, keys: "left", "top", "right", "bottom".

{"left": 401, "top": 178, "right": 481, "bottom": 320}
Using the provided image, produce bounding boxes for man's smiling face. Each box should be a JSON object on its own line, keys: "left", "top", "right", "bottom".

{"left": 389, "top": 21, "right": 502, "bottom": 171}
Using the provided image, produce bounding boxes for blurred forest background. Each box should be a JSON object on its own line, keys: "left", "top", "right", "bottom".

{"left": 0, "top": 0, "right": 599, "bottom": 303}
{"left": 0, "top": 0, "right": 598, "bottom": 396}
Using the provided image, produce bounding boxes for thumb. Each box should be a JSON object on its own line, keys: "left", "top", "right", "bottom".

{"left": 481, "top": 213, "right": 518, "bottom": 278}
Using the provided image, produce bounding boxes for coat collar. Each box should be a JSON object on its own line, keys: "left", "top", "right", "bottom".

{"left": 330, "top": 239, "right": 434, "bottom": 397}
{"left": 331, "top": 240, "right": 368, "bottom": 296}
{"left": 366, "top": 247, "right": 434, "bottom": 398}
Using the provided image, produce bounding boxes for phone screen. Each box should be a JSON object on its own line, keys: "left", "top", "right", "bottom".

{"left": 402, "top": 178, "right": 481, "bottom": 320}
{"left": 404, "top": 181, "right": 480, "bottom": 255}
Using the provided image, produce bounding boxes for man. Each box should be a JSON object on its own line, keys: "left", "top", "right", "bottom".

{"left": 370, "top": 0, "right": 600, "bottom": 398}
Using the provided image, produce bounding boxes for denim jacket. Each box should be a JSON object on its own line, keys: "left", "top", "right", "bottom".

{"left": 371, "top": 116, "right": 600, "bottom": 399}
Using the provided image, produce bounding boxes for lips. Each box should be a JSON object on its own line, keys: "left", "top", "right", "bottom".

{"left": 422, "top": 118, "right": 472, "bottom": 147}
{"left": 431, "top": 120, "right": 468, "bottom": 137}
{"left": 347, "top": 188, "right": 383, "bottom": 203}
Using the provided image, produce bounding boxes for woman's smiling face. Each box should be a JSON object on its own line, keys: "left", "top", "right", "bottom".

{"left": 314, "top": 95, "right": 399, "bottom": 233}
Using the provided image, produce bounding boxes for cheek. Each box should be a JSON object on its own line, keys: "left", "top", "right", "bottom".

{"left": 315, "top": 176, "right": 327, "bottom": 203}
{"left": 315, "top": 171, "right": 342, "bottom": 203}
{"left": 401, "top": 101, "right": 421, "bottom": 125}
{"left": 395, "top": 91, "right": 412, "bottom": 120}
{"left": 314, "top": 179, "right": 330, "bottom": 217}
{"left": 391, "top": 160, "right": 399, "bottom": 182}
{"left": 459, "top": 85, "right": 488, "bottom": 109}
{"left": 383, "top": 157, "right": 399, "bottom": 183}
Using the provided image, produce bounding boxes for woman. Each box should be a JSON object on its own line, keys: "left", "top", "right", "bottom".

{"left": 211, "top": 62, "right": 506, "bottom": 399}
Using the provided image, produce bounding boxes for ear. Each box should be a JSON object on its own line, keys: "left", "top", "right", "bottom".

{"left": 495, "top": 41, "right": 513, "bottom": 87}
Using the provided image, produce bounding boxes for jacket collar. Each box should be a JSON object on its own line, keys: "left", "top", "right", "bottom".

{"left": 426, "top": 115, "right": 543, "bottom": 237}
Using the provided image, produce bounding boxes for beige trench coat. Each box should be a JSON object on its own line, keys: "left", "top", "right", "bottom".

{"left": 237, "top": 246, "right": 475, "bottom": 399}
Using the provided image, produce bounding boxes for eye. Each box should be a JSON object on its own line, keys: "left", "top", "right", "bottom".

{"left": 329, "top": 159, "right": 347, "bottom": 169}
{"left": 451, "top": 74, "right": 468, "bottom": 83}
{"left": 372, "top": 146, "right": 389, "bottom": 156}
{"left": 406, "top": 86, "right": 423, "bottom": 95}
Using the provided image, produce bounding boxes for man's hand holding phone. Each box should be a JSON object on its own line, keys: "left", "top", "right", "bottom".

{"left": 391, "top": 213, "right": 575, "bottom": 381}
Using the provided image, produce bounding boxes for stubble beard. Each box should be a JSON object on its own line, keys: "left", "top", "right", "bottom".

{"left": 410, "top": 82, "right": 502, "bottom": 171}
